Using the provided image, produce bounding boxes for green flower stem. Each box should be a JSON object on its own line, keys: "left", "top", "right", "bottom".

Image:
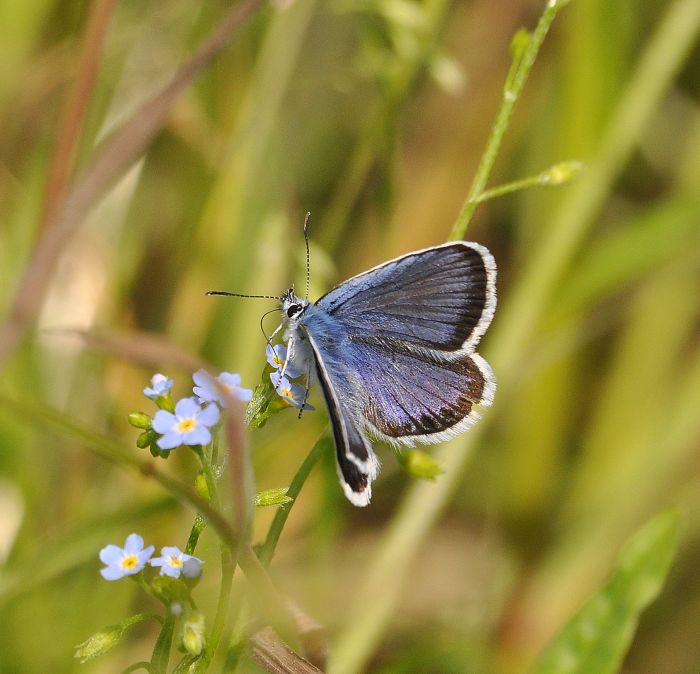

{"left": 473, "top": 160, "right": 584, "bottom": 204}
{"left": 449, "top": 0, "right": 571, "bottom": 240}
{"left": 185, "top": 515, "right": 207, "bottom": 555}
{"left": 257, "top": 434, "right": 329, "bottom": 568}
{"left": 150, "top": 613, "right": 175, "bottom": 674}
{"left": 191, "top": 442, "right": 236, "bottom": 673}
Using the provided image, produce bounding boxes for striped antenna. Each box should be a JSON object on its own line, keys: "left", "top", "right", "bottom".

{"left": 206, "top": 291, "right": 281, "bottom": 300}
{"left": 303, "top": 211, "right": 311, "bottom": 300}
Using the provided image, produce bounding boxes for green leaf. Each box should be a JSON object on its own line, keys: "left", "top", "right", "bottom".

{"left": 531, "top": 510, "right": 682, "bottom": 674}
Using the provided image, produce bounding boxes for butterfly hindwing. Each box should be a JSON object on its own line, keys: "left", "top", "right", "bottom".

{"left": 344, "top": 337, "right": 495, "bottom": 445}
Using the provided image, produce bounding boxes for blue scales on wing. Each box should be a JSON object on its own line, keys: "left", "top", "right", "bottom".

{"left": 316, "top": 243, "right": 496, "bottom": 352}
{"left": 344, "top": 338, "right": 494, "bottom": 444}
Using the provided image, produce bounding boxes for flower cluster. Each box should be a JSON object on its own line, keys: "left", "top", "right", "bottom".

{"left": 99, "top": 534, "right": 203, "bottom": 581}
{"left": 129, "top": 370, "right": 252, "bottom": 456}
{"left": 266, "top": 343, "right": 314, "bottom": 410}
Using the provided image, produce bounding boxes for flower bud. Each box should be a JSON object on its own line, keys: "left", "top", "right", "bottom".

{"left": 128, "top": 412, "right": 152, "bottom": 430}
{"left": 539, "top": 160, "right": 584, "bottom": 187}
{"left": 195, "top": 473, "right": 210, "bottom": 500}
{"left": 255, "top": 487, "right": 293, "bottom": 508}
{"left": 74, "top": 625, "right": 123, "bottom": 663}
{"left": 136, "top": 430, "right": 157, "bottom": 449}
{"left": 181, "top": 612, "right": 206, "bottom": 656}
{"left": 398, "top": 449, "right": 444, "bottom": 481}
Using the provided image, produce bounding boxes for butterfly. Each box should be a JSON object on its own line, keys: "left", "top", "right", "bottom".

{"left": 210, "top": 217, "right": 496, "bottom": 506}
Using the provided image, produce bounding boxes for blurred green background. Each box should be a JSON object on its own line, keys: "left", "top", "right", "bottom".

{"left": 1, "top": 0, "right": 700, "bottom": 672}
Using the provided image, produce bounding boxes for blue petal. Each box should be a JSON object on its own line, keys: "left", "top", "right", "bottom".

{"left": 160, "top": 546, "right": 182, "bottom": 557}
{"left": 175, "top": 397, "right": 200, "bottom": 417}
{"left": 157, "top": 431, "right": 183, "bottom": 450}
{"left": 220, "top": 372, "right": 242, "bottom": 387}
{"left": 99, "top": 545, "right": 124, "bottom": 564}
{"left": 197, "top": 403, "right": 220, "bottom": 427}
{"left": 152, "top": 410, "right": 176, "bottom": 434}
{"left": 270, "top": 371, "right": 289, "bottom": 390}
{"left": 139, "top": 545, "right": 155, "bottom": 563}
{"left": 193, "top": 386, "right": 216, "bottom": 403}
{"left": 185, "top": 427, "right": 211, "bottom": 446}
{"left": 160, "top": 565, "right": 181, "bottom": 578}
{"left": 288, "top": 382, "right": 307, "bottom": 401}
{"left": 192, "top": 369, "right": 211, "bottom": 388}
{"left": 193, "top": 370, "right": 217, "bottom": 402}
{"left": 237, "top": 387, "right": 253, "bottom": 402}
{"left": 100, "top": 566, "right": 125, "bottom": 581}
{"left": 124, "top": 533, "right": 145, "bottom": 553}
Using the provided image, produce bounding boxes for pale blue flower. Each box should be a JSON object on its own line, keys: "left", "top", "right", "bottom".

{"left": 192, "top": 369, "right": 253, "bottom": 407}
{"left": 150, "top": 546, "right": 203, "bottom": 579}
{"left": 270, "top": 371, "right": 315, "bottom": 410}
{"left": 143, "top": 373, "right": 173, "bottom": 400}
{"left": 152, "top": 398, "right": 219, "bottom": 450}
{"left": 99, "top": 534, "right": 154, "bottom": 580}
{"left": 265, "top": 343, "right": 303, "bottom": 379}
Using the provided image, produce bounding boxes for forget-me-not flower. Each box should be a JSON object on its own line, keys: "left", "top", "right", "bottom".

{"left": 192, "top": 369, "right": 253, "bottom": 407}
{"left": 143, "top": 373, "right": 173, "bottom": 400}
{"left": 99, "top": 533, "right": 154, "bottom": 580}
{"left": 150, "top": 546, "right": 204, "bottom": 578}
{"left": 265, "top": 343, "right": 303, "bottom": 379}
{"left": 152, "top": 397, "right": 220, "bottom": 449}
{"left": 270, "top": 371, "right": 314, "bottom": 410}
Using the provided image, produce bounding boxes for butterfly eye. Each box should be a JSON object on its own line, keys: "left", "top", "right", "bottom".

{"left": 287, "top": 304, "right": 302, "bottom": 318}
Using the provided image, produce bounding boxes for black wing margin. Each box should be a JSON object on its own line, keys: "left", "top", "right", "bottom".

{"left": 302, "top": 328, "right": 379, "bottom": 507}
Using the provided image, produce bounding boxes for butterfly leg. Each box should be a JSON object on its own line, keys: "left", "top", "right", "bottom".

{"left": 297, "top": 365, "right": 312, "bottom": 420}
{"left": 279, "top": 334, "right": 296, "bottom": 381}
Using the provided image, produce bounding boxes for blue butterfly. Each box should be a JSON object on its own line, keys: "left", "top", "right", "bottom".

{"left": 211, "top": 219, "right": 496, "bottom": 506}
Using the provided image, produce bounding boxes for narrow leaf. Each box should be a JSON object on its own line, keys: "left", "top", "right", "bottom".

{"left": 532, "top": 510, "right": 681, "bottom": 674}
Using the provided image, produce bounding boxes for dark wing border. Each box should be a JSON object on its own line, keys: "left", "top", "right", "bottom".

{"left": 300, "top": 326, "right": 379, "bottom": 507}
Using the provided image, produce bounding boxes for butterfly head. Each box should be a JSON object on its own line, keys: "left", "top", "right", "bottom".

{"left": 281, "top": 288, "right": 308, "bottom": 322}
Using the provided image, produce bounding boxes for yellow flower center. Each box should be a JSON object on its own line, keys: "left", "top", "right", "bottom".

{"left": 177, "top": 417, "right": 197, "bottom": 433}
{"left": 120, "top": 554, "right": 138, "bottom": 570}
{"left": 273, "top": 355, "right": 284, "bottom": 367}
{"left": 168, "top": 555, "right": 183, "bottom": 568}
{"left": 280, "top": 387, "right": 293, "bottom": 399}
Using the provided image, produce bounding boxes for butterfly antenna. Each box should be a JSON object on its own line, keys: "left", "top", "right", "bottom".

{"left": 303, "top": 211, "right": 311, "bottom": 301}
{"left": 206, "top": 291, "right": 282, "bottom": 300}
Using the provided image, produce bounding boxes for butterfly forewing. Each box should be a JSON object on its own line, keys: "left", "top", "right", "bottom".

{"left": 316, "top": 243, "right": 496, "bottom": 352}
{"left": 300, "top": 324, "right": 379, "bottom": 507}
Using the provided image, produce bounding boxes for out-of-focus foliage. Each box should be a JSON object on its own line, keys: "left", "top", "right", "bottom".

{"left": 1, "top": 0, "right": 699, "bottom": 672}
